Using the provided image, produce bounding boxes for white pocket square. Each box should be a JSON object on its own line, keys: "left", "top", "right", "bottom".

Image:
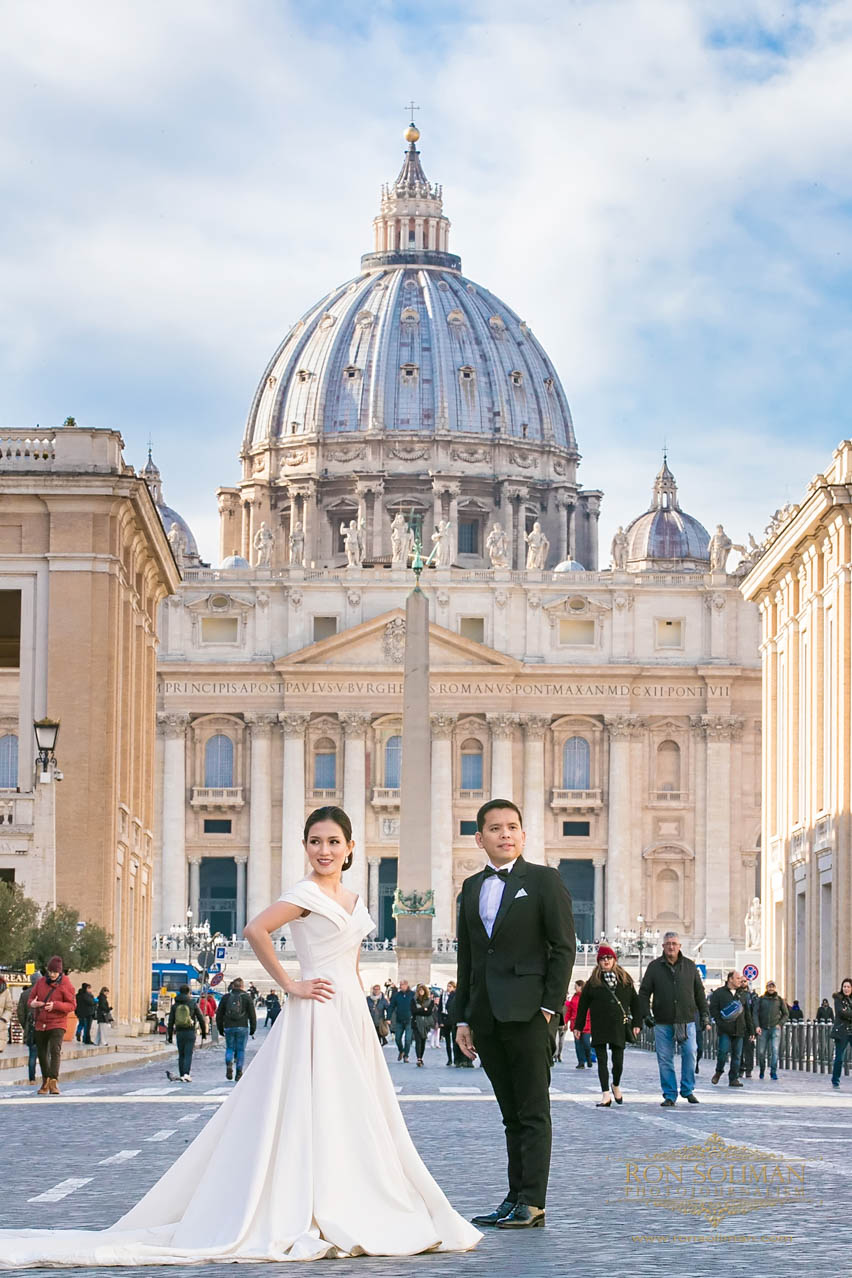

{"left": 515, "top": 888, "right": 528, "bottom": 899}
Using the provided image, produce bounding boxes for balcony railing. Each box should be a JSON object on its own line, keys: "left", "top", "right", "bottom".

{"left": 190, "top": 786, "right": 245, "bottom": 809}
{"left": 649, "top": 790, "right": 689, "bottom": 805}
{"left": 0, "top": 793, "right": 35, "bottom": 828}
{"left": 550, "top": 788, "right": 602, "bottom": 811}
{"left": 457, "top": 789, "right": 485, "bottom": 801}
{"left": 371, "top": 787, "right": 400, "bottom": 808}
{"left": 309, "top": 788, "right": 341, "bottom": 803}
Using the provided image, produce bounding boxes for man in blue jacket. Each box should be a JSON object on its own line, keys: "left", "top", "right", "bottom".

{"left": 389, "top": 979, "right": 416, "bottom": 1062}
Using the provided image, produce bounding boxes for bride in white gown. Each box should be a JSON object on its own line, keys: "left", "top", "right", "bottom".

{"left": 0, "top": 806, "right": 482, "bottom": 1267}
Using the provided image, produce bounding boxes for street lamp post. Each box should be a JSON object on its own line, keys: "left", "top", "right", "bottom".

{"left": 33, "top": 717, "right": 61, "bottom": 906}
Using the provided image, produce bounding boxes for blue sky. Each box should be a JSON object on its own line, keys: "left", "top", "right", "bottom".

{"left": 2, "top": 0, "right": 852, "bottom": 564}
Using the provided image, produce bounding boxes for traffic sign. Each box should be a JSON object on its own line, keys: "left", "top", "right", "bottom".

{"left": 210, "top": 972, "right": 224, "bottom": 987}
{"left": 209, "top": 963, "right": 221, "bottom": 974}
{"left": 215, "top": 946, "right": 226, "bottom": 961}
{"left": 197, "top": 948, "right": 215, "bottom": 971}
{"left": 743, "top": 963, "right": 759, "bottom": 982}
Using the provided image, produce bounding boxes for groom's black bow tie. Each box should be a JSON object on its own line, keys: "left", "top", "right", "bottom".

{"left": 483, "top": 866, "right": 510, "bottom": 880}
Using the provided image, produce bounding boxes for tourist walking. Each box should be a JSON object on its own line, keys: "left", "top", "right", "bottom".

{"left": 437, "top": 981, "right": 456, "bottom": 1064}
{"left": 0, "top": 976, "right": 13, "bottom": 1052}
{"left": 366, "top": 984, "right": 390, "bottom": 1044}
{"left": 16, "top": 978, "right": 38, "bottom": 1083}
{"left": 638, "top": 931, "right": 708, "bottom": 1106}
{"left": 27, "top": 956, "right": 76, "bottom": 1095}
{"left": 830, "top": 978, "right": 852, "bottom": 1088}
{"left": 709, "top": 970, "right": 754, "bottom": 1087}
{"left": 816, "top": 998, "right": 835, "bottom": 1024}
{"left": 215, "top": 976, "right": 256, "bottom": 1081}
{"left": 166, "top": 984, "right": 207, "bottom": 1082}
{"left": 264, "top": 990, "right": 282, "bottom": 1027}
{"left": 198, "top": 990, "right": 219, "bottom": 1043}
{"left": 94, "top": 987, "right": 112, "bottom": 1045}
{"left": 573, "top": 945, "right": 640, "bottom": 1106}
{"left": 74, "top": 982, "right": 96, "bottom": 1045}
{"left": 756, "top": 980, "right": 789, "bottom": 1080}
{"left": 566, "top": 980, "right": 593, "bottom": 1069}
{"left": 411, "top": 984, "right": 436, "bottom": 1067}
{"left": 389, "top": 979, "right": 416, "bottom": 1063}
{"left": 739, "top": 976, "right": 760, "bottom": 1077}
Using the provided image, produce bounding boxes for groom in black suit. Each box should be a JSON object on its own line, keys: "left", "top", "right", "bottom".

{"left": 455, "top": 799, "right": 575, "bottom": 1229}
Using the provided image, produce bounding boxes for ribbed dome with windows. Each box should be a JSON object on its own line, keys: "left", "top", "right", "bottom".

{"left": 624, "top": 458, "right": 710, "bottom": 572}
{"left": 243, "top": 126, "right": 576, "bottom": 453}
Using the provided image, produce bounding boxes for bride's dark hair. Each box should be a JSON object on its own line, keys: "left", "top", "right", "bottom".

{"left": 304, "top": 806, "right": 354, "bottom": 871}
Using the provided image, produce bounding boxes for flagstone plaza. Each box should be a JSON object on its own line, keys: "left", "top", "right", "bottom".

{"left": 1, "top": 1027, "right": 847, "bottom": 1278}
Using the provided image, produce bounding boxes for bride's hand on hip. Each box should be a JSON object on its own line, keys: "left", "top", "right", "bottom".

{"left": 288, "top": 978, "right": 334, "bottom": 1002}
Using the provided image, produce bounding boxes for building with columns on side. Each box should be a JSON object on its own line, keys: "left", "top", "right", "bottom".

{"left": 151, "top": 124, "right": 762, "bottom": 967}
{"left": 741, "top": 440, "right": 852, "bottom": 1007}
{"left": 0, "top": 426, "right": 179, "bottom": 1026}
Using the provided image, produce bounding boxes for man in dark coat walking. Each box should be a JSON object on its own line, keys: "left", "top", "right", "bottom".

{"left": 709, "top": 970, "right": 755, "bottom": 1087}
{"left": 456, "top": 799, "right": 575, "bottom": 1230}
{"left": 638, "top": 931, "right": 709, "bottom": 1106}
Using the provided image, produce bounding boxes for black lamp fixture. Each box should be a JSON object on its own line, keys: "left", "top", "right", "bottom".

{"left": 34, "top": 717, "right": 60, "bottom": 771}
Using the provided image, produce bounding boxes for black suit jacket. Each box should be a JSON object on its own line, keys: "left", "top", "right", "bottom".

{"left": 455, "top": 857, "right": 576, "bottom": 1030}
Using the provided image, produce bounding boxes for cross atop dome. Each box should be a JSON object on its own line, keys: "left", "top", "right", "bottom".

{"left": 363, "top": 122, "right": 460, "bottom": 272}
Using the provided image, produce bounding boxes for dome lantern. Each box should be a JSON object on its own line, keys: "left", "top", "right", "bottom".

{"left": 362, "top": 124, "right": 460, "bottom": 273}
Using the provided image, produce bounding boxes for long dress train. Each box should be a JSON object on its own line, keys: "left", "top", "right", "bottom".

{"left": 0, "top": 881, "right": 481, "bottom": 1266}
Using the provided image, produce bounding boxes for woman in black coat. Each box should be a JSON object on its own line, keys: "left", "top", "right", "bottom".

{"left": 831, "top": 979, "right": 852, "bottom": 1088}
{"left": 574, "top": 944, "right": 640, "bottom": 1107}
{"left": 411, "top": 985, "right": 436, "bottom": 1067}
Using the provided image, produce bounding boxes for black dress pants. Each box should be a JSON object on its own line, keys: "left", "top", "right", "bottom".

{"left": 474, "top": 1012, "right": 554, "bottom": 1208}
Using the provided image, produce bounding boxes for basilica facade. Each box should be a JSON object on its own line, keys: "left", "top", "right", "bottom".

{"left": 153, "top": 127, "right": 761, "bottom": 966}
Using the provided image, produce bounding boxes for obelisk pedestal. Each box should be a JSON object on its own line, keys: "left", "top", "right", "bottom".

{"left": 395, "top": 582, "right": 433, "bottom": 986}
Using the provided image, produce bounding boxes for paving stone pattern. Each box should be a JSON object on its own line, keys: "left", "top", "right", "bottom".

{"left": 1, "top": 1028, "right": 848, "bottom": 1278}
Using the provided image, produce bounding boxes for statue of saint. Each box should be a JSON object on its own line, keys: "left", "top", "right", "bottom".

{"left": 708, "top": 524, "right": 733, "bottom": 573}
{"left": 340, "top": 517, "right": 365, "bottom": 568}
{"left": 390, "top": 511, "right": 414, "bottom": 568}
{"left": 253, "top": 521, "right": 274, "bottom": 567}
{"left": 485, "top": 522, "right": 509, "bottom": 568}
{"left": 610, "top": 525, "right": 629, "bottom": 570}
{"left": 524, "top": 521, "right": 550, "bottom": 570}
{"left": 744, "top": 897, "right": 762, "bottom": 950}
{"left": 167, "top": 524, "right": 186, "bottom": 569}
{"left": 289, "top": 520, "right": 305, "bottom": 567}
{"left": 431, "top": 519, "right": 454, "bottom": 568}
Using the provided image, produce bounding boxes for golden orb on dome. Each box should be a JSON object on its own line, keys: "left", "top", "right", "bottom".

{"left": 405, "top": 123, "right": 420, "bottom": 144}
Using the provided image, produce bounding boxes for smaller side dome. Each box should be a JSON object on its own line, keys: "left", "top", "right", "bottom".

{"left": 220, "top": 554, "right": 250, "bottom": 570}
{"left": 553, "top": 559, "right": 587, "bottom": 573}
{"left": 623, "top": 458, "right": 710, "bottom": 572}
{"left": 142, "top": 448, "right": 205, "bottom": 568}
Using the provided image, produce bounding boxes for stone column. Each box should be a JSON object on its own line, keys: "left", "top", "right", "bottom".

{"left": 593, "top": 858, "right": 605, "bottom": 940}
{"left": 246, "top": 712, "right": 277, "bottom": 923}
{"left": 280, "top": 711, "right": 309, "bottom": 892}
{"left": 368, "top": 856, "right": 381, "bottom": 931}
{"left": 235, "top": 855, "right": 248, "bottom": 936}
{"left": 371, "top": 481, "right": 385, "bottom": 560}
{"left": 521, "top": 715, "right": 549, "bottom": 864}
{"left": 340, "top": 711, "right": 371, "bottom": 905}
{"left": 188, "top": 857, "right": 201, "bottom": 924}
{"left": 447, "top": 482, "right": 460, "bottom": 563}
{"left": 431, "top": 480, "right": 444, "bottom": 538}
{"left": 430, "top": 713, "right": 456, "bottom": 939}
{"left": 701, "top": 714, "right": 743, "bottom": 941}
{"left": 604, "top": 715, "right": 643, "bottom": 935}
{"left": 487, "top": 713, "right": 518, "bottom": 799}
{"left": 508, "top": 485, "right": 529, "bottom": 570}
{"left": 555, "top": 492, "right": 573, "bottom": 564}
{"left": 158, "top": 712, "right": 189, "bottom": 935}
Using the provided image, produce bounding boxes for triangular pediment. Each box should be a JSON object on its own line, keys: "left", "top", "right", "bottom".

{"left": 276, "top": 607, "right": 519, "bottom": 671}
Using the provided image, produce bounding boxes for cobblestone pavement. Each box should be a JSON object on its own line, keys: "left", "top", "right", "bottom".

{"left": 1, "top": 1029, "right": 849, "bottom": 1278}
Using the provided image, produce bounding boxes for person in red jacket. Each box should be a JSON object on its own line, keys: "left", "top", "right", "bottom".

{"left": 27, "top": 956, "right": 76, "bottom": 1095}
{"left": 565, "top": 979, "right": 594, "bottom": 1069}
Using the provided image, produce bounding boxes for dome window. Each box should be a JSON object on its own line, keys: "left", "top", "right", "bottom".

{"left": 489, "top": 315, "right": 506, "bottom": 337}
{"left": 510, "top": 370, "right": 523, "bottom": 387}
{"left": 296, "top": 370, "right": 312, "bottom": 384}
{"left": 544, "top": 377, "right": 554, "bottom": 390}
{"left": 343, "top": 366, "right": 360, "bottom": 380}
{"left": 447, "top": 310, "right": 465, "bottom": 327}
{"left": 355, "top": 310, "right": 374, "bottom": 328}
{"left": 458, "top": 366, "right": 475, "bottom": 385}
{"left": 266, "top": 375, "right": 277, "bottom": 389}
{"left": 400, "top": 363, "right": 419, "bottom": 382}
{"left": 400, "top": 307, "right": 420, "bottom": 326}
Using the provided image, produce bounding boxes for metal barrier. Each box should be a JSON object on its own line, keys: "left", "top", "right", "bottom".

{"left": 637, "top": 1019, "right": 850, "bottom": 1076}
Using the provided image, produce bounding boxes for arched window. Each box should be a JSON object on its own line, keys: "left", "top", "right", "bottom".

{"left": 313, "top": 738, "right": 337, "bottom": 790}
{"left": 204, "top": 734, "right": 234, "bottom": 788}
{"left": 0, "top": 734, "right": 18, "bottom": 789}
{"left": 562, "top": 736, "right": 590, "bottom": 789}
{"left": 656, "top": 867, "right": 679, "bottom": 920}
{"left": 460, "top": 738, "right": 483, "bottom": 791}
{"left": 656, "top": 740, "right": 681, "bottom": 792}
{"left": 385, "top": 735, "right": 402, "bottom": 789}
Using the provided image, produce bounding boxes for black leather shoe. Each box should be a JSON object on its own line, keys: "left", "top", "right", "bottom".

{"left": 685, "top": 1093, "right": 700, "bottom": 1103}
{"left": 496, "top": 1204, "right": 545, "bottom": 1229}
{"left": 471, "top": 1199, "right": 516, "bottom": 1226}
{"left": 660, "top": 1098, "right": 676, "bottom": 1107}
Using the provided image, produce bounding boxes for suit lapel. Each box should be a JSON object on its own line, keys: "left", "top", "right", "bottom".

{"left": 490, "top": 856, "right": 528, "bottom": 941}
{"left": 466, "top": 868, "right": 490, "bottom": 941}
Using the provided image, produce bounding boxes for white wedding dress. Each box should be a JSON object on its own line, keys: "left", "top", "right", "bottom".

{"left": 0, "top": 881, "right": 481, "bottom": 1267}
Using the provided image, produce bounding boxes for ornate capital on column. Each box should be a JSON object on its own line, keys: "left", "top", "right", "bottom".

{"left": 355, "top": 477, "right": 385, "bottom": 497}
{"left": 487, "top": 712, "right": 519, "bottom": 739}
{"left": 605, "top": 714, "right": 645, "bottom": 740}
{"left": 279, "top": 710, "right": 311, "bottom": 737}
{"left": 520, "top": 714, "right": 550, "bottom": 740}
{"left": 157, "top": 711, "right": 190, "bottom": 738}
{"left": 244, "top": 711, "right": 279, "bottom": 736}
{"left": 693, "top": 713, "right": 744, "bottom": 741}
{"left": 367, "top": 856, "right": 381, "bottom": 868}
{"left": 234, "top": 855, "right": 248, "bottom": 865}
{"left": 187, "top": 855, "right": 202, "bottom": 867}
{"left": 555, "top": 489, "right": 575, "bottom": 510}
{"left": 339, "top": 710, "right": 371, "bottom": 738}
{"left": 506, "top": 484, "right": 529, "bottom": 502}
{"left": 430, "top": 713, "right": 457, "bottom": 739}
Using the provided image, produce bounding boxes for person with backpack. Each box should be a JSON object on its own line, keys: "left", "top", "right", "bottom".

{"left": 215, "top": 977, "right": 257, "bottom": 1081}
{"left": 709, "top": 970, "right": 754, "bottom": 1087}
{"left": 166, "top": 984, "right": 207, "bottom": 1082}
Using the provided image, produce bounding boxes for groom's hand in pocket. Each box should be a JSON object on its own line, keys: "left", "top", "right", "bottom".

{"left": 456, "top": 1025, "right": 477, "bottom": 1060}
